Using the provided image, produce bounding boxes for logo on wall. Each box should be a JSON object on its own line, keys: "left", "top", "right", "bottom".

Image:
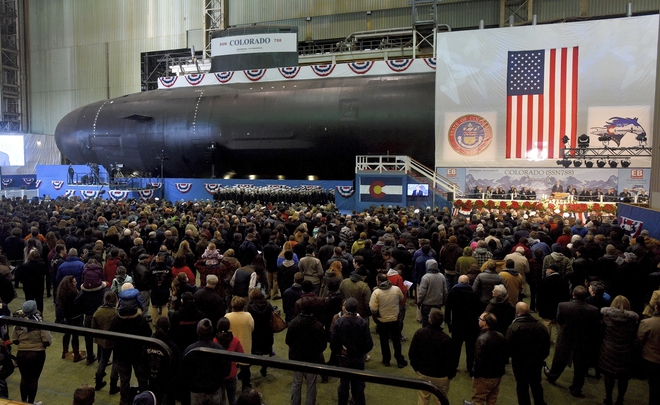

{"left": 204, "top": 183, "right": 222, "bottom": 194}
{"left": 175, "top": 183, "right": 193, "bottom": 193}
{"left": 52, "top": 181, "right": 64, "bottom": 190}
{"left": 446, "top": 168, "right": 457, "bottom": 178}
{"left": 590, "top": 117, "right": 646, "bottom": 146}
{"left": 631, "top": 169, "right": 644, "bottom": 180}
{"left": 448, "top": 114, "right": 493, "bottom": 156}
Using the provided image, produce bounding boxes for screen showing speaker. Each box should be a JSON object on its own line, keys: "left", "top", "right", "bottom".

{"left": 0, "top": 135, "right": 24, "bottom": 166}
{"left": 407, "top": 183, "right": 429, "bottom": 197}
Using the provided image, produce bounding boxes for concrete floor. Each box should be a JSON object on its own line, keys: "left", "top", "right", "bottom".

{"left": 4, "top": 291, "right": 650, "bottom": 405}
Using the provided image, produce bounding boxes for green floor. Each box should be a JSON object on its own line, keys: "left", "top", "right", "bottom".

{"left": 5, "top": 291, "right": 650, "bottom": 405}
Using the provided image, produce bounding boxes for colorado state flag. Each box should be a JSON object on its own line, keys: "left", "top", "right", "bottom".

{"left": 359, "top": 177, "right": 403, "bottom": 203}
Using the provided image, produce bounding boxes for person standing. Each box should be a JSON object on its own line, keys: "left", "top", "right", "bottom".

{"left": 370, "top": 273, "right": 407, "bottom": 368}
{"left": 416, "top": 259, "right": 447, "bottom": 328}
{"left": 286, "top": 299, "right": 326, "bottom": 405}
{"left": 599, "top": 296, "right": 639, "bottom": 405}
{"left": 11, "top": 300, "right": 52, "bottom": 404}
{"left": 471, "top": 312, "right": 507, "bottom": 405}
{"left": 408, "top": 308, "right": 455, "bottom": 405}
{"left": 14, "top": 250, "right": 48, "bottom": 313}
{"left": 299, "top": 245, "right": 324, "bottom": 295}
{"left": 182, "top": 318, "right": 231, "bottom": 405}
{"left": 506, "top": 302, "right": 550, "bottom": 405}
{"left": 536, "top": 264, "right": 570, "bottom": 341}
{"left": 445, "top": 275, "right": 481, "bottom": 376}
{"left": 330, "top": 298, "right": 373, "bottom": 405}
{"left": 224, "top": 296, "right": 254, "bottom": 392}
{"left": 638, "top": 301, "right": 660, "bottom": 405}
{"left": 544, "top": 286, "right": 600, "bottom": 398}
{"left": 91, "top": 291, "right": 119, "bottom": 393}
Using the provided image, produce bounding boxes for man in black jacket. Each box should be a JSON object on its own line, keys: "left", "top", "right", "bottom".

{"left": 330, "top": 298, "right": 373, "bottom": 405}
{"left": 286, "top": 299, "right": 327, "bottom": 405}
{"left": 544, "top": 286, "right": 600, "bottom": 398}
{"left": 408, "top": 308, "right": 454, "bottom": 404}
{"left": 471, "top": 312, "right": 507, "bottom": 405}
{"left": 506, "top": 302, "right": 550, "bottom": 405}
{"left": 445, "top": 275, "right": 481, "bottom": 376}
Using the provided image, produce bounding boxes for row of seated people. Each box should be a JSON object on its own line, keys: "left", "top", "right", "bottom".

{"left": 470, "top": 185, "right": 649, "bottom": 202}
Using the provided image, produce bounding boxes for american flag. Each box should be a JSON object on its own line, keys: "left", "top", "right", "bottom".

{"left": 506, "top": 47, "right": 579, "bottom": 159}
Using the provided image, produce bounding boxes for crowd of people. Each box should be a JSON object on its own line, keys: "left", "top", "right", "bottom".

{"left": 0, "top": 193, "right": 658, "bottom": 405}
{"left": 470, "top": 180, "right": 649, "bottom": 203}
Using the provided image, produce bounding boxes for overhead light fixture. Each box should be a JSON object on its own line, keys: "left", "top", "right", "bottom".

{"left": 573, "top": 160, "right": 582, "bottom": 167}
{"left": 561, "top": 135, "right": 570, "bottom": 145}
{"left": 598, "top": 135, "right": 611, "bottom": 145}
{"left": 577, "top": 134, "right": 590, "bottom": 148}
{"left": 636, "top": 133, "right": 648, "bottom": 144}
{"left": 556, "top": 159, "right": 571, "bottom": 168}
{"left": 597, "top": 160, "right": 606, "bottom": 168}
{"left": 585, "top": 161, "right": 594, "bottom": 168}
{"left": 609, "top": 160, "right": 618, "bottom": 168}
{"left": 621, "top": 160, "right": 631, "bottom": 168}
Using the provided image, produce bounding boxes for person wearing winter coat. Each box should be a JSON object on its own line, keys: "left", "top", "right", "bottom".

{"left": 91, "top": 291, "right": 119, "bottom": 393}
{"left": 455, "top": 246, "right": 477, "bottom": 277}
{"left": 599, "top": 296, "right": 639, "bottom": 405}
{"left": 370, "top": 273, "right": 406, "bottom": 368}
{"left": 485, "top": 285, "right": 515, "bottom": 336}
{"left": 417, "top": 259, "right": 447, "bottom": 327}
{"left": 472, "top": 260, "right": 504, "bottom": 311}
{"left": 499, "top": 259, "right": 524, "bottom": 307}
{"left": 247, "top": 289, "right": 275, "bottom": 377}
{"left": 439, "top": 236, "right": 463, "bottom": 289}
{"left": 471, "top": 311, "right": 507, "bottom": 405}
{"left": 445, "top": 275, "right": 481, "bottom": 376}
{"left": 14, "top": 250, "right": 48, "bottom": 313}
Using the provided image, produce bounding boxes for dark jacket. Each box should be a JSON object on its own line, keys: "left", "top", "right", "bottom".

{"left": 169, "top": 302, "right": 206, "bottom": 351}
{"left": 55, "top": 256, "right": 85, "bottom": 287}
{"left": 193, "top": 287, "right": 226, "bottom": 327}
{"left": 408, "top": 323, "right": 456, "bottom": 378}
{"left": 554, "top": 299, "right": 600, "bottom": 365}
{"left": 182, "top": 338, "right": 230, "bottom": 394}
{"left": 247, "top": 297, "right": 274, "bottom": 355}
{"left": 473, "top": 329, "right": 507, "bottom": 379}
{"left": 330, "top": 314, "right": 373, "bottom": 364}
{"left": 537, "top": 273, "right": 570, "bottom": 320}
{"left": 485, "top": 295, "right": 515, "bottom": 336}
{"left": 285, "top": 313, "right": 326, "bottom": 363}
{"left": 506, "top": 314, "right": 550, "bottom": 368}
{"left": 109, "top": 307, "right": 153, "bottom": 362}
{"left": 598, "top": 307, "right": 639, "bottom": 375}
{"left": 445, "top": 283, "right": 481, "bottom": 338}
{"left": 75, "top": 285, "right": 110, "bottom": 316}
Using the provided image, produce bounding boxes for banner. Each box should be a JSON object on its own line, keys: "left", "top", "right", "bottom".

{"left": 359, "top": 176, "right": 403, "bottom": 203}
{"left": 436, "top": 15, "right": 657, "bottom": 168}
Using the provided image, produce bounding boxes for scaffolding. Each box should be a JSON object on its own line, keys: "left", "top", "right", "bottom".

{"left": 0, "top": 0, "right": 23, "bottom": 132}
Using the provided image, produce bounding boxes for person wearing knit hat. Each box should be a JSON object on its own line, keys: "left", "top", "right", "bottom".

{"left": 417, "top": 259, "right": 448, "bottom": 328}
{"left": 181, "top": 318, "right": 231, "bottom": 404}
{"left": 12, "top": 300, "right": 52, "bottom": 403}
{"left": 132, "top": 391, "right": 157, "bottom": 405}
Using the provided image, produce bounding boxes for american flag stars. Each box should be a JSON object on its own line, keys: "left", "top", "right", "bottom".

{"left": 507, "top": 50, "right": 545, "bottom": 95}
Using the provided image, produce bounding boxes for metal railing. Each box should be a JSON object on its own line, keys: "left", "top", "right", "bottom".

{"left": 185, "top": 347, "right": 450, "bottom": 405}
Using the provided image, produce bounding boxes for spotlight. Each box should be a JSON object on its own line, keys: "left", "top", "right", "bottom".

{"left": 636, "top": 133, "right": 648, "bottom": 144}
{"left": 561, "top": 135, "right": 570, "bottom": 145}
{"left": 621, "top": 160, "right": 631, "bottom": 168}
{"left": 597, "top": 160, "right": 606, "bottom": 168}
{"left": 573, "top": 160, "right": 582, "bottom": 167}
{"left": 585, "top": 161, "right": 594, "bottom": 168}
{"left": 598, "top": 135, "right": 611, "bottom": 144}
{"left": 609, "top": 160, "right": 618, "bottom": 168}
{"left": 577, "top": 134, "right": 590, "bottom": 148}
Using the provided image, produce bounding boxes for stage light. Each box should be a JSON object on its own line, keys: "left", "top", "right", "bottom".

{"left": 561, "top": 135, "right": 570, "bottom": 145}
{"left": 636, "top": 133, "right": 648, "bottom": 144}
{"left": 555, "top": 159, "right": 571, "bottom": 168}
{"left": 573, "top": 160, "right": 582, "bottom": 167}
{"left": 577, "top": 134, "right": 590, "bottom": 148}
{"left": 598, "top": 135, "right": 611, "bottom": 144}
{"left": 621, "top": 160, "right": 631, "bottom": 168}
{"left": 597, "top": 160, "right": 606, "bottom": 168}
{"left": 609, "top": 160, "right": 618, "bottom": 168}
{"left": 585, "top": 161, "right": 594, "bottom": 168}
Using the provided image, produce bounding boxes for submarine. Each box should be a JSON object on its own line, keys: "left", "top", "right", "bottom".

{"left": 55, "top": 28, "right": 437, "bottom": 180}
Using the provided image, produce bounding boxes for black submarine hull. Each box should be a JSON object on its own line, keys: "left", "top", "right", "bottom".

{"left": 55, "top": 72, "right": 436, "bottom": 179}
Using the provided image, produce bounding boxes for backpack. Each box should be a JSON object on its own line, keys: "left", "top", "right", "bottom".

{"left": 0, "top": 344, "right": 15, "bottom": 379}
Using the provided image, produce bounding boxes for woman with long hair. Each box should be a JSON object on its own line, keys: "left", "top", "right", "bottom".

{"left": 175, "top": 240, "right": 197, "bottom": 277}
{"left": 15, "top": 250, "right": 48, "bottom": 313}
{"left": 12, "top": 300, "right": 52, "bottom": 403}
{"left": 56, "top": 275, "right": 85, "bottom": 362}
{"left": 599, "top": 295, "right": 639, "bottom": 405}
{"left": 277, "top": 241, "right": 299, "bottom": 267}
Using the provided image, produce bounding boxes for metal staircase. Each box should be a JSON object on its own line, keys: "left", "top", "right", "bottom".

{"left": 355, "top": 155, "right": 463, "bottom": 199}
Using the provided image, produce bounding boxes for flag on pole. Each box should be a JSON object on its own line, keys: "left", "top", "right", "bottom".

{"left": 506, "top": 47, "right": 579, "bottom": 160}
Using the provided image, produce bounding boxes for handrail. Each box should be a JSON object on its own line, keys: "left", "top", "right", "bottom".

{"left": 0, "top": 315, "right": 172, "bottom": 362}
{"left": 184, "top": 347, "right": 450, "bottom": 405}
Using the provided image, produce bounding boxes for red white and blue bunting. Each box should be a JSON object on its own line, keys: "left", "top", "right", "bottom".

{"left": 215, "top": 71, "right": 234, "bottom": 83}
{"left": 204, "top": 183, "right": 222, "bottom": 194}
{"left": 159, "top": 76, "right": 178, "bottom": 87}
{"left": 22, "top": 178, "right": 35, "bottom": 186}
{"left": 1, "top": 179, "right": 11, "bottom": 187}
{"left": 149, "top": 182, "right": 162, "bottom": 189}
{"left": 619, "top": 216, "right": 643, "bottom": 237}
{"left": 185, "top": 74, "right": 205, "bottom": 85}
{"left": 278, "top": 66, "right": 300, "bottom": 79}
{"left": 335, "top": 186, "right": 355, "bottom": 198}
{"left": 175, "top": 183, "right": 193, "bottom": 193}
{"left": 244, "top": 69, "right": 267, "bottom": 82}
{"left": 81, "top": 190, "right": 100, "bottom": 199}
{"left": 348, "top": 61, "right": 374, "bottom": 75}
{"left": 52, "top": 180, "right": 64, "bottom": 190}
{"left": 64, "top": 189, "right": 75, "bottom": 198}
{"left": 138, "top": 190, "right": 155, "bottom": 200}
{"left": 35, "top": 180, "right": 42, "bottom": 188}
{"left": 386, "top": 59, "right": 414, "bottom": 72}
{"left": 424, "top": 57, "right": 436, "bottom": 69}
{"left": 311, "top": 64, "right": 336, "bottom": 77}
{"left": 108, "top": 190, "right": 129, "bottom": 200}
